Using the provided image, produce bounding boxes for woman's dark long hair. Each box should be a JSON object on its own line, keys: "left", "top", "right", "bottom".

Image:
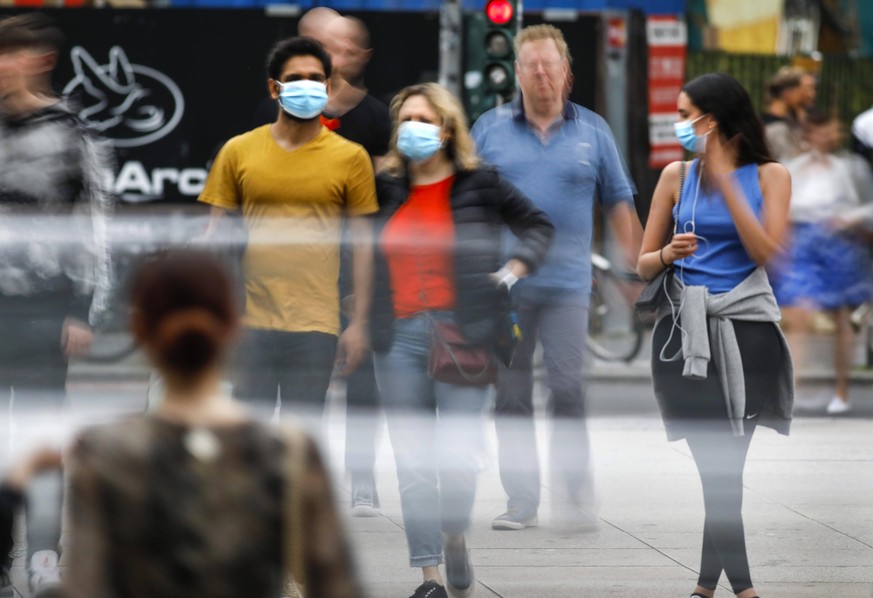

{"left": 683, "top": 72, "right": 775, "bottom": 166}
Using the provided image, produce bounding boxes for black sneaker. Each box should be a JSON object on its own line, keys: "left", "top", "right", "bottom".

{"left": 491, "top": 506, "right": 538, "bottom": 530}
{"left": 444, "top": 536, "right": 474, "bottom": 597}
{"left": 409, "top": 580, "right": 448, "bottom": 598}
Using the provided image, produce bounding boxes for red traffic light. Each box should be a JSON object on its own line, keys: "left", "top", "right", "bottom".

{"left": 486, "top": 0, "right": 514, "bottom": 26}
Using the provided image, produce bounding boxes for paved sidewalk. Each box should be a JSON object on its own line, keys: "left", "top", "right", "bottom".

{"left": 6, "top": 377, "right": 871, "bottom": 597}
{"left": 332, "top": 414, "right": 873, "bottom": 598}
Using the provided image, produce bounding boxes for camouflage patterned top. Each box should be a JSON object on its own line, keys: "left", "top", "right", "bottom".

{"left": 64, "top": 416, "right": 363, "bottom": 598}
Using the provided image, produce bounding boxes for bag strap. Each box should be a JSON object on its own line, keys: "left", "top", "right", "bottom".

{"left": 673, "top": 160, "right": 686, "bottom": 237}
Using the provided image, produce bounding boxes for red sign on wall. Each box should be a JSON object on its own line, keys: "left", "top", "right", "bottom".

{"left": 607, "top": 17, "right": 627, "bottom": 50}
{"left": 647, "top": 16, "right": 687, "bottom": 169}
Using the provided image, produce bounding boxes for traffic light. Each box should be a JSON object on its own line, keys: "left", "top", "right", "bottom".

{"left": 463, "top": 0, "right": 521, "bottom": 123}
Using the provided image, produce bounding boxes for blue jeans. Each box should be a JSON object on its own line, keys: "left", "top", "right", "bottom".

{"left": 495, "top": 300, "right": 594, "bottom": 511}
{"left": 373, "top": 314, "right": 488, "bottom": 568}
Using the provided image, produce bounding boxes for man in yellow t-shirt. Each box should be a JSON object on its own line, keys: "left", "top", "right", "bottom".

{"left": 198, "top": 36, "right": 377, "bottom": 415}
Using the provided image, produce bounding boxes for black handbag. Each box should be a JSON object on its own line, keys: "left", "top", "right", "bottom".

{"left": 634, "top": 160, "right": 685, "bottom": 319}
{"left": 634, "top": 267, "right": 674, "bottom": 317}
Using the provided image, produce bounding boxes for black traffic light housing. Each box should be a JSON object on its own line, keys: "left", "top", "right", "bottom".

{"left": 463, "top": 0, "right": 521, "bottom": 123}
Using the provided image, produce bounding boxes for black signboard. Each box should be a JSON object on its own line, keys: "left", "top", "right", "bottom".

{"left": 1, "top": 8, "right": 440, "bottom": 203}
{"left": 1, "top": 9, "right": 601, "bottom": 203}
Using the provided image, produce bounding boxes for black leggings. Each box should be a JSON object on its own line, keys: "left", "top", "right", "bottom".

{"left": 653, "top": 320, "right": 784, "bottom": 594}
{"left": 686, "top": 424, "right": 756, "bottom": 593}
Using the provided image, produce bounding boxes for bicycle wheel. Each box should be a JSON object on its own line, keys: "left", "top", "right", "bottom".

{"left": 586, "top": 265, "right": 643, "bottom": 362}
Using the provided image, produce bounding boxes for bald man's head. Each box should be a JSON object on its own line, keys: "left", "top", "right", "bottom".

{"left": 297, "top": 7, "right": 339, "bottom": 43}
{"left": 322, "top": 16, "right": 372, "bottom": 86}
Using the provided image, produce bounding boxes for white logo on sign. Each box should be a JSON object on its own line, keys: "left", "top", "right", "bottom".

{"left": 63, "top": 46, "right": 184, "bottom": 148}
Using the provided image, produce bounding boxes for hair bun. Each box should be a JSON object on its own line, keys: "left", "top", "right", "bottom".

{"left": 153, "top": 309, "right": 224, "bottom": 376}
{"left": 130, "top": 249, "right": 237, "bottom": 378}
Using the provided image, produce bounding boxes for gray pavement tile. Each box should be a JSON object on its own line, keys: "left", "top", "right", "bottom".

{"left": 595, "top": 512, "right": 703, "bottom": 534}
{"left": 596, "top": 481, "right": 714, "bottom": 506}
{"left": 745, "top": 470, "right": 873, "bottom": 506}
{"left": 748, "top": 529, "right": 872, "bottom": 554}
{"left": 348, "top": 530, "right": 412, "bottom": 551}
{"left": 751, "top": 582, "right": 873, "bottom": 598}
{"left": 752, "top": 566, "right": 873, "bottom": 584}
{"left": 476, "top": 566, "right": 699, "bottom": 597}
{"left": 629, "top": 530, "right": 708, "bottom": 550}
{"left": 471, "top": 547, "right": 677, "bottom": 568}
{"left": 628, "top": 525, "right": 873, "bottom": 554}
{"left": 352, "top": 552, "right": 426, "bottom": 584}
{"left": 754, "top": 548, "right": 873, "bottom": 569}
{"left": 467, "top": 526, "right": 650, "bottom": 551}
{"left": 780, "top": 509, "right": 873, "bottom": 545}
{"left": 476, "top": 580, "right": 699, "bottom": 598}
{"left": 739, "top": 502, "right": 837, "bottom": 528}
{"left": 345, "top": 516, "right": 405, "bottom": 533}
{"left": 662, "top": 545, "right": 873, "bottom": 572}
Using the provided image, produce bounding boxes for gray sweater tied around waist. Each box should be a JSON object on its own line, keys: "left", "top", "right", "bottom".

{"left": 655, "top": 267, "right": 794, "bottom": 437}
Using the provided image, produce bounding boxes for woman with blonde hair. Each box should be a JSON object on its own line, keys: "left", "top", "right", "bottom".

{"left": 371, "top": 83, "right": 554, "bottom": 598}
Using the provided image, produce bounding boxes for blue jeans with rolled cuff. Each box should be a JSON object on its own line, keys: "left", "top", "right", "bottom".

{"left": 373, "top": 313, "right": 488, "bottom": 568}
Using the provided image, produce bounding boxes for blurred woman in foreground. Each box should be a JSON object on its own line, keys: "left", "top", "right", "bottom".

{"left": 64, "top": 250, "right": 361, "bottom": 598}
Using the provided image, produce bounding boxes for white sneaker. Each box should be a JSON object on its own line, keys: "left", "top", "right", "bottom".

{"left": 29, "top": 550, "right": 61, "bottom": 594}
{"left": 826, "top": 396, "right": 851, "bottom": 415}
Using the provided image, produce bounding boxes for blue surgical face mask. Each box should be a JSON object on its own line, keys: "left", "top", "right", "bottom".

{"left": 396, "top": 121, "right": 444, "bottom": 162}
{"left": 276, "top": 80, "right": 328, "bottom": 120}
{"left": 673, "top": 114, "right": 709, "bottom": 152}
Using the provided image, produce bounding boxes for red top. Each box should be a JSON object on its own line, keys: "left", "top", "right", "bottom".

{"left": 381, "top": 176, "right": 457, "bottom": 319}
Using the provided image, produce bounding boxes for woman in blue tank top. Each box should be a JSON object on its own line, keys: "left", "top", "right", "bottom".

{"left": 637, "top": 73, "right": 793, "bottom": 598}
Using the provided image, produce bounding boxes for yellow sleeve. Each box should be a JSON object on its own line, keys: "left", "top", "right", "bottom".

{"left": 198, "top": 138, "right": 242, "bottom": 211}
{"left": 343, "top": 147, "right": 378, "bottom": 217}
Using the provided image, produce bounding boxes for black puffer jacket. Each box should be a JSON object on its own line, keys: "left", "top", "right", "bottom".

{"left": 371, "top": 166, "right": 554, "bottom": 353}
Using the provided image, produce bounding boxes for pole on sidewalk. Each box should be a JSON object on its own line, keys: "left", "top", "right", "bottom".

{"left": 439, "top": 0, "right": 463, "bottom": 98}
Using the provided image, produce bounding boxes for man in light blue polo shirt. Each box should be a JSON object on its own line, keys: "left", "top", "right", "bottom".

{"left": 472, "top": 24, "right": 637, "bottom": 531}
